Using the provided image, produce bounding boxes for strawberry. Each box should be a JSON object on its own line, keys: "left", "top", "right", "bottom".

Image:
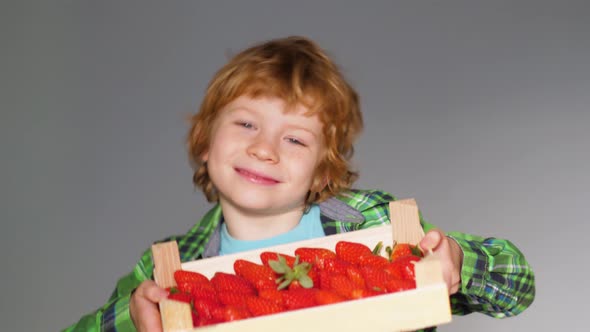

{"left": 345, "top": 265, "right": 366, "bottom": 289}
{"left": 174, "top": 270, "right": 209, "bottom": 286}
{"left": 211, "top": 272, "right": 256, "bottom": 295}
{"left": 335, "top": 241, "right": 373, "bottom": 265}
{"left": 271, "top": 255, "right": 314, "bottom": 290}
{"left": 191, "top": 309, "right": 200, "bottom": 327}
{"left": 294, "top": 247, "right": 336, "bottom": 269}
{"left": 258, "top": 288, "right": 284, "bottom": 305}
{"left": 167, "top": 289, "right": 193, "bottom": 304}
{"left": 351, "top": 288, "right": 382, "bottom": 299}
{"left": 234, "top": 259, "right": 277, "bottom": 291}
{"left": 246, "top": 297, "right": 285, "bottom": 316}
{"left": 260, "top": 252, "right": 296, "bottom": 268}
{"left": 385, "top": 279, "right": 416, "bottom": 293}
{"left": 187, "top": 282, "right": 218, "bottom": 303}
{"left": 217, "top": 291, "right": 249, "bottom": 307}
{"left": 322, "top": 258, "right": 351, "bottom": 275}
{"left": 306, "top": 266, "right": 320, "bottom": 288}
{"left": 360, "top": 266, "right": 390, "bottom": 292}
{"left": 388, "top": 242, "right": 423, "bottom": 261}
{"left": 315, "top": 289, "right": 347, "bottom": 305}
{"left": 358, "top": 254, "right": 390, "bottom": 269}
{"left": 318, "top": 270, "right": 333, "bottom": 290}
{"left": 282, "top": 288, "right": 318, "bottom": 310}
{"left": 211, "top": 305, "right": 251, "bottom": 322}
{"left": 384, "top": 255, "right": 420, "bottom": 280}
{"left": 323, "top": 273, "right": 357, "bottom": 299}
{"left": 193, "top": 298, "right": 222, "bottom": 324}
{"left": 174, "top": 270, "right": 211, "bottom": 294}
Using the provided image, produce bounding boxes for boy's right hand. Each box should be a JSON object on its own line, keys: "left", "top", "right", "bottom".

{"left": 129, "top": 280, "right": 169, "bottom": 332}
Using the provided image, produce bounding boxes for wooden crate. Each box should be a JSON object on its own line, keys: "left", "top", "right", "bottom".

{"left": 152, "top": 199, "right": 452, "bottom": 332}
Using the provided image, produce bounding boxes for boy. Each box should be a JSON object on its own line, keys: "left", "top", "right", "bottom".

{"left": 64, "top": 36, "right": 535, "bottom": 332}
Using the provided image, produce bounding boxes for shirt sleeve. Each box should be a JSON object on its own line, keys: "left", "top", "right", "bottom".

{"left": 62, "top": 248, "right": 153, "bottom": 332}
{"left": 446, "top": 232, "right": 536, "bottom": 318}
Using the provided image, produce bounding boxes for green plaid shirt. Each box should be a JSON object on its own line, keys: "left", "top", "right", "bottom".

{"left": 63, "top": 189, "right": 535, "bottom": 332}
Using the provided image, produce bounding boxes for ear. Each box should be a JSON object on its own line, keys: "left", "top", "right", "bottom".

{"left": 310, "top": 172, "right": 328, "bottom": 193}
{"left": 201, "top": 150, "right": 209, "bottom": 162}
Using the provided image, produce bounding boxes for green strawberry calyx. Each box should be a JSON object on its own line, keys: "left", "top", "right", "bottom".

{"left": 269, "top": 254, "right": 313, "bottom": 290}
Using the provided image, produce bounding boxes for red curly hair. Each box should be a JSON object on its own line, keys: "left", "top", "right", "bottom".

{"left": 187, "top": 36, "right": 363, "bottom": 205}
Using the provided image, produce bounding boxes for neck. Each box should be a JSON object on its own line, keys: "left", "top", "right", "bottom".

{"left": 219, "top": 201, "right": 306, "bottom": 241}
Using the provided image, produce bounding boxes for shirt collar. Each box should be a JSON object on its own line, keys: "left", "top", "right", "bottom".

{"left": 201, "top": 196, "right": 365, "bottom": 258}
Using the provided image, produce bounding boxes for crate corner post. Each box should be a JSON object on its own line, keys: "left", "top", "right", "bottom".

{"left": 151, "top": 241, "right": 194, "bottom": 331}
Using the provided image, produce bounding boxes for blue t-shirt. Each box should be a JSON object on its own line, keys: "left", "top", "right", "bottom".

{"left": 219, "top": 204, "right": 325, "bottom": 255}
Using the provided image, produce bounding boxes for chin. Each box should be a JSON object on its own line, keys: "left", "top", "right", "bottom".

{"left": 227, "top": 193, "right": 276, "bottom": 210}
{"left": 225, "top": 192, "right": 304, "bottom": 214}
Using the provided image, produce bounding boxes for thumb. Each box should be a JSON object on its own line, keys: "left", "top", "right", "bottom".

{"left": 141, "top": 281, "right": 169, "bottom": 303}
{"left": 420, "top": 229, "right": 442, "bottom": 252}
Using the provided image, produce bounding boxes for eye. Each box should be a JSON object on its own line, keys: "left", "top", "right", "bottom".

{"left": 236, "top": 121, "right": 254, "bottom": 129}
{"left": 286, "top": 137, "right": 306, "bottom": 146}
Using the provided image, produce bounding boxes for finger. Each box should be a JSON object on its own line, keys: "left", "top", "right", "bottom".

{"left": 133, "top": 300, "right": 163, "bottom": 332}
{"left": 137, "top": 281, "right": 168, "bottom": 303}
{"left": 449, "top": 280, "right": 460, "bottom": 295}
{"left": 138, "top": 303, "right": 163, "bottom": 332}
{"left": 131, "top": 282, "right": 166, "bottom": 332}
{"left": 419, "top": 229, "right": 443, "bottom": 253}
{"left": 146, "top": 285, "right": 169, "bottom": 303}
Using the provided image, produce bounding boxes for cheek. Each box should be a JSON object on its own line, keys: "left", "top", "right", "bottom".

{"left": 207, "top": 128, "right": 235, "bottom": 159}
{"left": 287, "top": 151, "right": 321, "bottom": 184}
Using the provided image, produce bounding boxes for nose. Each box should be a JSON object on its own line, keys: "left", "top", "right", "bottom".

{"left": 247, "top": 134, "right": 279, "bottom": 163}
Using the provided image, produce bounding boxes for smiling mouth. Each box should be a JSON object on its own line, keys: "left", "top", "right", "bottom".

{"left": 235, "top": 168, "right": 280, "bottom": 185}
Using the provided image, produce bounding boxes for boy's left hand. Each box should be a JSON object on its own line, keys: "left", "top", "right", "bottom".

{"left": 419, "top": 229, "right": 463, "bottom": 295}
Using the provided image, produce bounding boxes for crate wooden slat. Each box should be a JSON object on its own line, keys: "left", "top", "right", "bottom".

{"left": 152, "top": 199, "right": 452, "bottom": 332}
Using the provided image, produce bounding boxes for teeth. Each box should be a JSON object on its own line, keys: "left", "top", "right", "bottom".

{"left": 250, "top": 171, "right": 268, "bottom": 181}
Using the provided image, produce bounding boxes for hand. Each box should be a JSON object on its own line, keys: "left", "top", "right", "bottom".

{"left": 129, "top": 280, "right": 169, "bottom": 332}
{"left": 419, "top": 229, "right": 463, "bottom": 295}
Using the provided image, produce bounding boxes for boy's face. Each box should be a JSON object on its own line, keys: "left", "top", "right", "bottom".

{"left": 203, "top": 95, "right": 324, "bottom": 215}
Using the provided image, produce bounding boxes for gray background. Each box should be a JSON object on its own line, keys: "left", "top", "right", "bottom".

{"left": 2, "top": 1, "right": 589, "bottom": 331}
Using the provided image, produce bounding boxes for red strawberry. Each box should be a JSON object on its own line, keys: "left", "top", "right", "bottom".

{"left": 271, "top": 255, "right": 314, "bottom": 290}
{"left": 234, "top": 259, "right": 277, "bottom": 291}
{"left": 258, "top": 288, "right": 284, "bottom": 305}
{"left": 192, "top": 298, "right": 222, "bottom": 324}
{"left": 351, "top": 288, "right": 382, "bottom": 299}
{"left": 358, "top": 254, "right": 390, "bottom": 269}
{"left": 211, "top": 305, "right": 251, "bottom": 322}
{"left": 187, "top": 282, "right": 218, "bottom": 303}
{"left": 260, "top": 252, "right": 296, "bottom": 268}
{"left": 389, "top": 243, "right": 423, "bottom": 261}
{"left": 174, "top": 270, "right": 212, "bottom": 294}
{"left": 318, "top": 270, "right": 332, "bottom": 290}
{"left": 324, "top": 273, "right": 357, "bottom": 299}
{"left": 322, "top": 258, "right": 351, "bottom": 275}
{"left": 360, "top": 266, "right": 390, "bottom": 292}
{"left": 282, "top": 288, "right": 318, "bottom": 310}
{"left": 167, "top": 289, "right": 192, "bottom": 304}
{"left": 294, "top": 247, "right": 336, "bottom": 269}
{"left": 283, "top": 264, "right": 319, "bottom": 290}
{"left": 385, "top": 279, "right": 416, "bottom": 293}
{"left": 315, "top": 289, "right": 347, "bottom": 305}
{"left": 345, "top": 265, "right": 366, "bottom": 289}
{"left": 335, "top": 241, "right": 373, "bottom": 265}
{"left": 191, "top": 309, "right": 200, "bottom": 327}
{"left": 246, "top": 297, "right": 285, "bottom": 316}
{"left": 211, "top": 272, "right": 256, "bottom": 295}
{"left": 217, "top": 291, "right": 249, "bottom": 307}
{"left": 384, "top": 255, "right": 420, "bottom": 280}
{"left": 174, "top": 270, "right": 209, "bottom": 286}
